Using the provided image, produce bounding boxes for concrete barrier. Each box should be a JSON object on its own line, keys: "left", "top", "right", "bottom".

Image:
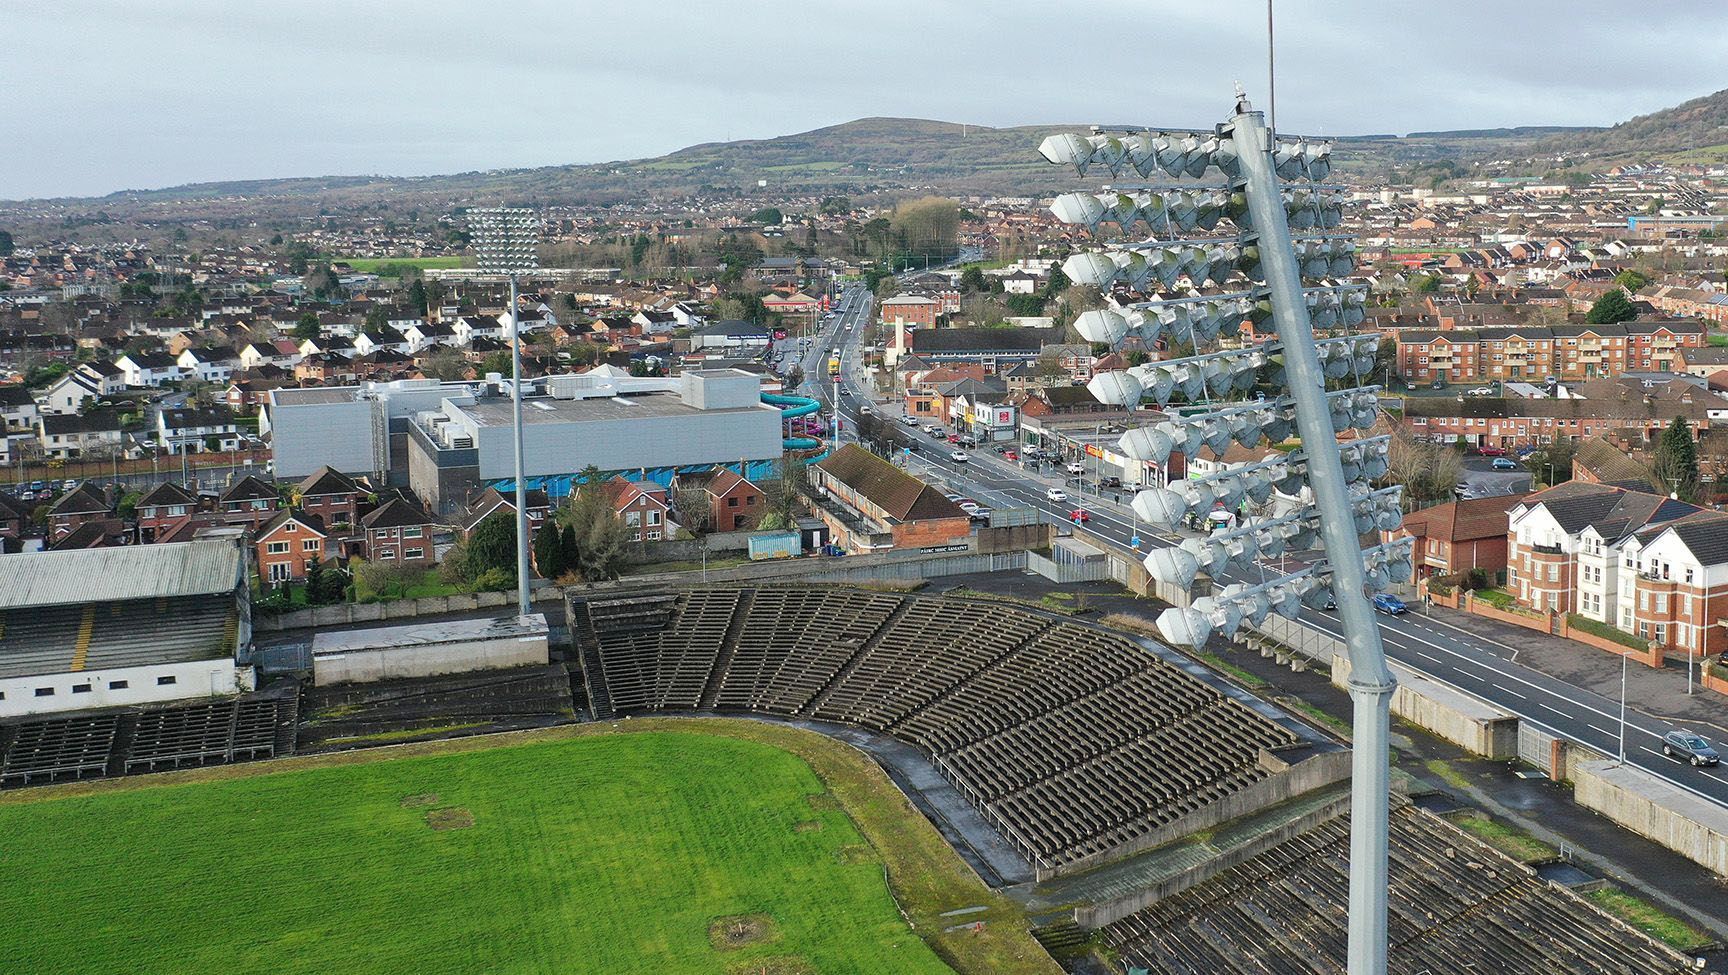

{"left": 1568, "top": 752, "right": 1728, "bottom": 877}
{"left": 1035, "top": 748, "right": 1351, "bottom": 880}
{"left": 1332, "top": 655, "right": 1519, "bottom": 760}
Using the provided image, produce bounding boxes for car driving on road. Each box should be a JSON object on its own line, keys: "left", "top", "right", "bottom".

{"left": 1663, "top": 730, "right": 1720, "bottom": 767}
{"left": 949, "top": 450, "right": 969, "bottom": 463}
{"left": 1046, "top": 487, "right": 1068, "bottom": 503}
{"left": 1371, "top": 593, "right": 1408, "bottom": 615}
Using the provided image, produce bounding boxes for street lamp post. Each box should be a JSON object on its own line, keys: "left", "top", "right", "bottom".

{"left": 470, "top": 207, "right": 541, "bottom": 618}
{"left": 1617, "top": 648, "right": 1629, "bottom": 765}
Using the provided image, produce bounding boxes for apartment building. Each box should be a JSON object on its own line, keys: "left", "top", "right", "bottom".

{"left": 1395, "top": 319, "right": 1705, "bottom": 385}
{"left": 1507, "top": 482, "right": 1704, "bottom": 642}
{"left": 1611, "top": 511, "right": 1728, "bottom": 659}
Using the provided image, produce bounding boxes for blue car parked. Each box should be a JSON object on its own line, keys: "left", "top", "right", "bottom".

{"left": 1371, "top": 593, "right": 1408, "bottom": 615}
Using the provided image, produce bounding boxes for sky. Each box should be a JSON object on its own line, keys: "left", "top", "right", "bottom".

{"left": 7, "top": 0, "right": 1728, "bottom": 200}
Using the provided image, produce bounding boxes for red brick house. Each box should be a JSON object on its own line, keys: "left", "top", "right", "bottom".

{"left": 134, "top": 481, "right": 199, "bottom": 543}
{"left": 1388, "top": 494, "right": 1528, "bottom": 585}
{"left": 47, "top": 484, "right": 110, "bottom": 542}
{"left": 256, "top": 510, "right": 328, "bottom": 585}
{"left": 461, "top": 487, "right": 552, "bottom": 539}
{"left": 601, "top": 477, "right": 672, "bottom": 542}
{"left": 0, "top": 491, "right": 29, "bottom": 539}
{"left": 219, "top": 475, "right": 281, "bottom": 529}
{"left": 294, "top": 466, "right": 365, "bottom": 531}
{"left": 359, "top": 498, "right": 436, "bottom": 567}
{"left": 809, "top": 444, "right": 970, "bottom": 553}
{"left": 673, "top": 467, "right": 766, "bottom": 532}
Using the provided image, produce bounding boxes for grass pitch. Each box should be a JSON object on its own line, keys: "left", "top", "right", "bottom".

{"left": 0, "top": 730, "right": 971, "bottom": 975}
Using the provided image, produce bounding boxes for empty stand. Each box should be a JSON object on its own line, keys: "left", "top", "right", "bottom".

{"left": 0, "top": 595, "right": 235, "bottom": 680}
{"left": 0, "top": 714, "right": 119, "bottom": 786}
{"left": 1102, "top": 807, "right": 1694, "bottom": 975}
{"left": 0, "top": 693, "right": 297, "bottom": 788}
{"left": 576, "top": 586, "right": 1314, "bottom": 873}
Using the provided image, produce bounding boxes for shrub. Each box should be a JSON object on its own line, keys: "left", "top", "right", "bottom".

{"left": 467, "top": 567, "right": 516, "bottom": 593}
{"left": 1566, "top": 613, "right": 1648, "bottom": 651}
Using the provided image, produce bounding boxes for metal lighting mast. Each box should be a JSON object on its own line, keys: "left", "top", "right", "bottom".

{"left": 1234, "top": 105, "right": 1396, "bottom": 975}
{"left": 1035, "top": 97, "right": 1410, "bottom": 975}
{"left": 469, "top": 207, "right": 540, "bottom": 617}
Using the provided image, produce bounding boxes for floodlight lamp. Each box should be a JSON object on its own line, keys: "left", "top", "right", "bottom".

{"left": 1089, "top": 134, "right": 1127, "bottom": 176}
{"left": 1051, "top": 193, "right": 1107, "bottom": 229}
{"left": 1145, "top": 547, "right": 1201, "bottom": 588}
{"left": 1133, "top": 488, "right": 1189, "bottom": 528}
{"left": 1074, "top": 309, "right": 1130, "bottom": 345}
{"left": 1063, "top": 252, "right": 1118, "bottom": 287}
{"left": 1127, "top": 309, "right": 1165, "bottom": 345}
{"left": 1156, "top": 606, "right": 1212, "bottom": 648}
{"left": 1123, "top": 133, "right": 1160, "bottom": 177}
{"left": 1119, "top": 425, "right": 1175, "bottom": 464}
{"left": 1270, "top": 586, "right": 1304, "bottom": 620}
{"left": 1039, "top": 133, "right": 1093, "bottom": 173}
{"left": 1088, "top": 370, "right": 1143, "bottom": 407}
{"left": 1306, "top": 142, "right": 1333, "bottom": 181}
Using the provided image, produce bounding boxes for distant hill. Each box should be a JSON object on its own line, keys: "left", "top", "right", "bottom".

{"left": 2, "top": 93, "right": 1722, "bottom": 224}
{"left": 1528, "top": 88, "right": 1728, "bottom": 166}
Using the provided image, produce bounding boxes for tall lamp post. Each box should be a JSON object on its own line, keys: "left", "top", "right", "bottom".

{"left": 470, "top": 207, "right": 541, "bottom": 617}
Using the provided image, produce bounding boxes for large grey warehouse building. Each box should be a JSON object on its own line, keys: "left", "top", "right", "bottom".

{"left": 265, "top": 368, "right": 785, "bottom": 515}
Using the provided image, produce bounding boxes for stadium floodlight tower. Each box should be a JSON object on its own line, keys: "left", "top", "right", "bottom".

{"left": 469, "top": 206, "right": 541, "bottom": 617}
{"left": 1037, "top": 95, "right": 1404, "bottom": 975}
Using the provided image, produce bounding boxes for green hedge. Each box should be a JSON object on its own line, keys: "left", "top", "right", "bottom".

{"left": 1565, "top": 613, "right": 1648, "bottom": 650}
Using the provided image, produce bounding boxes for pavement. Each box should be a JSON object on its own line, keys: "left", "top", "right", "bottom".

{"left": 808, "top": 303, "right": 1728, "bottom": 820}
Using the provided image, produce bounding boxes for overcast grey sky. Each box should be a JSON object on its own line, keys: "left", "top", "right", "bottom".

{"left": 7, "top": 1, "right": 1726, "bottom": 200}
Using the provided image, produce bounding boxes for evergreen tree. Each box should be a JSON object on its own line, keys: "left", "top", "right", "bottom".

{"left": 559, "top": 524, "right": 580, "bottom": 576}
{"left": 1652, "top": 416, "right": 1700, "bottom": 501}
{"left": 532, "top": 521, "right": 567, "bottom": 579}
{"left": 1585, "top": 289, "right": 1637, "bottom": 324}
{"left": 408, "top": 278, "right": 429, "bottom": 317}
{"left": 466, "top": 511, "right": 518, "bottom": 576}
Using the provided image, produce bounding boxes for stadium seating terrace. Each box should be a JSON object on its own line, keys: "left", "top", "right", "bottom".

{"left": 573, "top": 586, "right": 1319, "bottom": 873}
{"left": 1102, "top": 806, "right": 1695, "bottom": 974}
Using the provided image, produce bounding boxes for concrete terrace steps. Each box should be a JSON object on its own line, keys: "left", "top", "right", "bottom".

{"left": 696, "top": 589, "right": 755, "bottom": 709}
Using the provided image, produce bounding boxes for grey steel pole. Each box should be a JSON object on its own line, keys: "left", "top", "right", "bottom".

{"left": 1234, "top": 106, "right": 1394, "bottom": 975}
{"left": 510, "top": 271, "right": 531, "bottom": 616}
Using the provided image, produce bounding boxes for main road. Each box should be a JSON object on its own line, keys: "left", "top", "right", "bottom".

{"left": 805, "top": 287, "right": 1728, "bottom": 814}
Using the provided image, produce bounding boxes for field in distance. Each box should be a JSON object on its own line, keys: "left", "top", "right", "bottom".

{"left": 337, "top": 256, "right": 466, "bottom": 273}
{"left": 0, "top": 730, "right": 959, "bottom": 975}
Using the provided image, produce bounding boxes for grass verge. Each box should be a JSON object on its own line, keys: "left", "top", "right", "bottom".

{"left": 1586, "top": 887, "right": 1709, "bottom": 950}
{"left": 1446, "top": 811, "right": 1557, "bottom": 863}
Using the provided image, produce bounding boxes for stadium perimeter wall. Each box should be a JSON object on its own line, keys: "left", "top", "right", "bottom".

{"left": 1254, "top": 614, "right": 1728, "bottom": 878}
{"left": 1252, "top": 616, "right": 1519, "bottom": 760}
{"left": 1567, "top": 751, "right": 1728, "bottom": 877}
{"left": 254, "top": 549, "right": 1030, "bottom": 631}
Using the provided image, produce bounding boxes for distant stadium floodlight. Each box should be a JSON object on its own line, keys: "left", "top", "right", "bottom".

{"left": 467, "top": 205, "right": 542, "bottom": 619}
{"left": 469, "top": 207, "right": 541, "bottom": 274}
